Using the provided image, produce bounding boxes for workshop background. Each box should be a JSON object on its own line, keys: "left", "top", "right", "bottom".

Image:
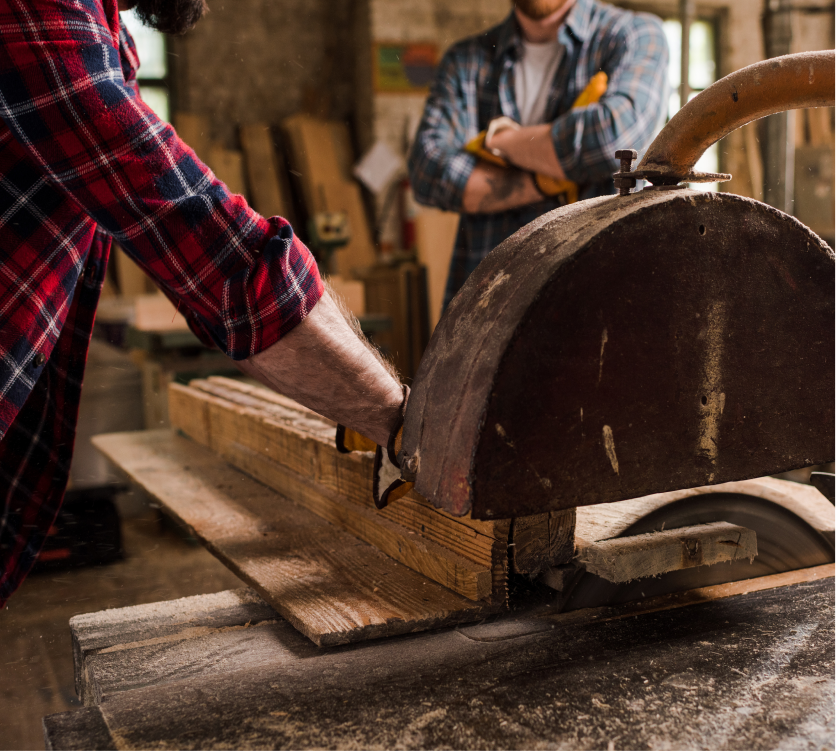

{"left": 1, "top": 0, "right": 833, "bottom": 748}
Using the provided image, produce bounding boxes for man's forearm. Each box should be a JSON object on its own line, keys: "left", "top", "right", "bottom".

{"left": 487, "top": 123, "right": 567, "bottom": 181}
{"left": 461, "top": 163, "right": 542, "bottom": 214}
{"left": 236, "top": 291, "right": 403, "bottom": 446}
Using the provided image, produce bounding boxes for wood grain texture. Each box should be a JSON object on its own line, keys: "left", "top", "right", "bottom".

{"left": 578, "top": 521, "right": 757, "bottom": 583}
{"left": 173, "top": 112, "right": 210, "bottom": 162}
{"left": 70, "top": 589, "right": 308, "bottom": 706}
{"left": 169, "top": 377, "right": 510, "bottom": 603}
{"left": 43, "top": 568, "right": 834, "bottom": 751}
{"left": 91, "top": 430, "right": 496, "bottom": 646}
{"left": 239, "top": 124, "right": 291, "bottom": 219}
{"left": 206, "top": 145, "right": 246, "bottom": 197}
{"left": 511, "top": 509, "right": 576, "bottom": 575}
{"left": 281, "top": 114, "right": 375, "bottom": 274}
{"left": 574, "top": 476, "right": 835, "bottom": 547}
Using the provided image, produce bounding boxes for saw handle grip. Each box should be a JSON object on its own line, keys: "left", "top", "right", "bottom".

{"left": 637, "top": 50, "right": 835, "bottom": 183}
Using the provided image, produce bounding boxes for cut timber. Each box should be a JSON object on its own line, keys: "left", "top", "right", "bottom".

{"left": 327, "top": 275, "right": 365, "bottom": 316}
{"left": 415, "top": 207, "right": 459, "bottom": 330}
{"left": 91, "top": 430, "right": 496, "bottom": 646}
{"left": 281, "top": 114, "right": 375, "bottom": 274}
{"left": 359, "top": 263, "right": 430, "bottom": 380}
{"left": 133, "top": 294, "right": 189, "bottom": 333}
{"left": 173, "top": 112, "right": 210, "bottom": 162}
{"left": 70, "top": 588, "right": 282, "bottom": 706}
{"left": 206, "top": 144, "right": 247, "bottom": 197}
{"left": 167, "top": 377, "right": 508, "bottom": 603}
{"left": 573, "top": 476, "right": 835, "bottom": 547}
{"left": 578, "top": 521, "right": 757, "bottom": 584}
{"left": 113, "top": 245, "right": 154, "bottom": 297}
{"left": 510, "top": 509, "right": 576, "bottom": 575}
{"left": 239, "top": 124, "right": 292, "bottom": 220}
{"left": 807, "top": 106, "right": 834, "bottom": 147}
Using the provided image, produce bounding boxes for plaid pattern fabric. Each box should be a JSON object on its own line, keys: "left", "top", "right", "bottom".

{"left": 0, "top": 0, "right": 323, "bottom": 606}
{"left": 408, "top": 0, "right": 669, "bottom": 307}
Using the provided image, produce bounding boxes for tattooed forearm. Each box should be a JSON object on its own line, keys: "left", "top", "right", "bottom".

{"left": 462, "top": 163, "right": 541, "bottom": 214}
{"left": 478, "top": 169, "right": 532, "bottom": 211}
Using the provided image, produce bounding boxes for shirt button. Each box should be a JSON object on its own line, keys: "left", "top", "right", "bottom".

{"left": 34, "top": 353, "right": 46, "bottom": 367}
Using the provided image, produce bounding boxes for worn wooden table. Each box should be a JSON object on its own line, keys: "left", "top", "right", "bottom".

{"left": 44, "top": 567, "right": 834, "bottom": 749}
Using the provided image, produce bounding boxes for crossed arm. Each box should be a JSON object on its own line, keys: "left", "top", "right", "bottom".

{"left": 461, "top": 124, "right": 566, "bottom": 213}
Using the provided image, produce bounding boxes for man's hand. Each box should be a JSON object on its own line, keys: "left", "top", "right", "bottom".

{"left": 461, "top": 162, "right": 542, "bottom": 214}
{"left": 486, "top": 122, "right": 567, "bottom": 181}
{"left": 236, "top": 290, "right": 403, "bottom": 447}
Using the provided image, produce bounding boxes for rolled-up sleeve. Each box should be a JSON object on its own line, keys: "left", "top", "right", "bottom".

{"left": 551, "top": 14, "right": 669, "bottom": 184}
{"left": 408, "top": 48, "right": 478, "bottom": 212}
{"left": 0, "top": 0, "right": 322, "bottom": 359}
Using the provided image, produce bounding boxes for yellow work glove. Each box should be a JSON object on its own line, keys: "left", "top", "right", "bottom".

{"left": 463, "top": 72, "right": 608, "bottom": 203}
{"left": 335, "top": 385, "right": 413, "bottom": 510}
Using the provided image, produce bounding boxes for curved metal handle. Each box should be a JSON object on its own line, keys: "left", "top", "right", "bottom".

{"left": 634, "top": 50, "right": 835, "bottom": 185}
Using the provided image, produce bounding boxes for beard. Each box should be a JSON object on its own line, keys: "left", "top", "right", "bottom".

{"left": 122, "top": 0, "right": 208, "bottom": 35}
{"left": 513, "top": 0, "right": 569, "bottom": 21}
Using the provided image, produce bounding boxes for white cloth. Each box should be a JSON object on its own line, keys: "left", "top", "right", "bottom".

{"left": 514, "top": 39, "right": 564, "bottom": 127}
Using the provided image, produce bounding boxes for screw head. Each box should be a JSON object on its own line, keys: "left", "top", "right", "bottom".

{"left": 615, "top": 149, "right": 638, "bottom": 161}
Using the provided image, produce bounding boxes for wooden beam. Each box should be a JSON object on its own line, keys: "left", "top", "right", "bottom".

{"left": 578, "top": 521, "right": 757, "bottom": 584}
{"left": 206, "top": 144, "right": 247, "bottom": 197}
{"left": 91, "top": 430, "right": 496, "bottom": 646}
{"left": 239, "top": 123, "right": 292, "bottom": 220}
{"left": 573, "top": 476, "right": 835, "bottom": 547}
{"left": 510, "top": 509, "right": 575, "bottom": 575}
{"left": 168, "top": 378, "right": 509, "bottom": 603}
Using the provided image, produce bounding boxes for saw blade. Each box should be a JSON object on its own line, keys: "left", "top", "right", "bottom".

{"left": 560, "top": 492, "right": 835, "bottom": 612}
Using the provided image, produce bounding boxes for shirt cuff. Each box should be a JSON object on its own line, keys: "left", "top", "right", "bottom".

{"left": 441, "top": 151, "right": 479, "bottom": 212}
{"left": 187, "top": 220, "right": 324, "bottom": 360}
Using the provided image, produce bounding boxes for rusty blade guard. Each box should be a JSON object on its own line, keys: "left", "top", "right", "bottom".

{"left": 402, "top": 51, "right": 835, "bottom": 520}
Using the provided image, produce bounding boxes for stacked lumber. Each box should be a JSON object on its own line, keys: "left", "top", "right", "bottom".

{"left": 168, "top": 377, "right": 577, "bottom": 604}
{"left": 239, "top": 123, "right": 295, "bottom": 225}
{"left": 281, "top": 114, "right": 376, "bottom": 275}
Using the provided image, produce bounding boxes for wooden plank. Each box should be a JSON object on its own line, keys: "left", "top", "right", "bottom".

{"left": 359, "top": 263, "right": 429, "bottom": 379}
{"left": 71, "top": 589, "right": 294, "bottom": 706}
{"left": 743, "top": 123, "right": 764, "bottom": 202}
{"left": 206, "top": 144, "right": 247, "bottom": 197}
{"left": 239, "top": 123, "right": 291, "bottom": 219}
{"left": 173, "top": 112, "right": 210, "bottom": 162}
{"left": 281, "top": 114, "right": 376, "bottom": 274}
{"left": 327, "top": 275, "right": 366, "bottom": 317}
{"left": 176, "top": 379, "right": 509, "bottom": 558}
{"left": 113, "top": 245, "right": 154, "bottom": 298}
{"left": 42, "top": 569, "right": 834, "bottom": 751}
{"left": 510, "top": 509, "right": 575, "bottom": 575}
{"left": 573, "top": 476, "right": 835, "bottom": 547}
{"left": 807, "top": 106, "right": 834, "bottom": 147}
{"left": 168, "top": 380, "right": 508, "bottom": 603}
{"left": 577, "top": 521, "right": 757, "bottom": 584}
{"left": 415, "top": 207, "right": 459, "bottom": 330}
{"left": 133, "top": 294, "right": 189, "bottom": 333}
{"left": 91, "top": 430, "right": 496, "bottom": 646}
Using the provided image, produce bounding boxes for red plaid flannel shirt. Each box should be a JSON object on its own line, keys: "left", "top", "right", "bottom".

{"left": 0, "top": 0, "right": 323, "bottom": 606}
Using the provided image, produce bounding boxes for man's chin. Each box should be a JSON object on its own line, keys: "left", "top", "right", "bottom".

{"left": 514, "top": 0, "right": 569, "bottom": 21}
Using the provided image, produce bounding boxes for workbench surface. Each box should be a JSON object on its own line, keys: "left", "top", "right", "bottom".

{"left": 45, "top": 571, "right": 834, "bottom": 750}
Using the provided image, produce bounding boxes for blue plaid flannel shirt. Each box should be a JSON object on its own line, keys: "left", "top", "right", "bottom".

{"left": 408, "top": 0, "right": 669, "bottom": 307}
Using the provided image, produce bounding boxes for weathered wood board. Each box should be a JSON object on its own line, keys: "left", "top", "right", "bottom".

{"left": 46, "top": 567, "right": 835, "bottom": 751}
{"left": 91, "top": 430, "right": 497, "bottom": 646}
{"left": 578, "top": 521, "right": 757, "bottom": 583}
{"left": 573, "top": 476, "right": 835, "bottom": 547}
{"left": 168, "top": 377, "right": 526, "bottom": 604}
